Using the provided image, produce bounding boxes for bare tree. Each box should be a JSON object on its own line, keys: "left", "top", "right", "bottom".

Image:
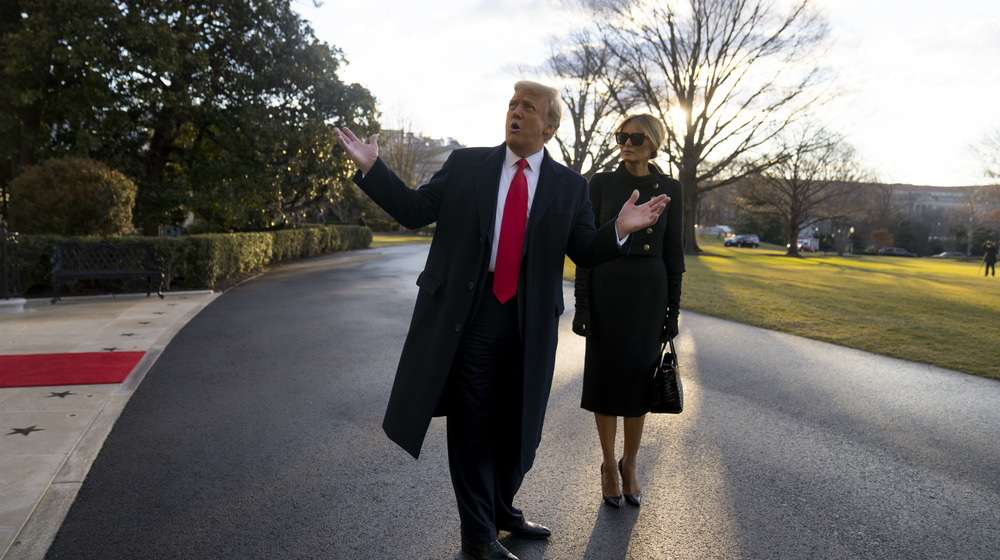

{"left": 952, "top": 184, "right": 1000, "bottom": 254}
{"left": 583, "top": 0, "right": 831, "bottom": 253}
{"left": 739, "top": 124, "right": 870, "bottom": 257}
{"left": 864, "top": 182, "right": 896, "bottom": 230}
{"left": 836, "top": 180, "right": 895, "bottom": 251}
{"left": 378, "top": 121, "right": 441, "bottom": 188}
{"left": 972, "top": 128, "right": 1000, "bottom": 181}
{"left": 366, "top": 119, "right": 462, "bottom": 229}
{"left": 544, "top": 26, "right": 638, "bottom": 178}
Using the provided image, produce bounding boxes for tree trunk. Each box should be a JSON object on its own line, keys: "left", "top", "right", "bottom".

{"left": 137, "top": 115, "right": 176, "bottom": 233}
{"left": 785, "top": 217, "right": 801, "bottom": 257}
{"left": 679, "top": 156, "right": 700, "bottom": 254}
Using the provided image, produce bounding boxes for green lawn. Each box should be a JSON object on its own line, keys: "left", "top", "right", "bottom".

{"left": 370, "top": 231, "right": 434, "bottom": 248}
{"left": 375, "top": 231, "right": 1000, "bottom": 379}
{"left": 565, "top": 235, "right": 1000, "bottom": 380}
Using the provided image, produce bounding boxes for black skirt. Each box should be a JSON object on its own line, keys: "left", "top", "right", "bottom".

{"left": 580, "top": 254, "right": 667, "bottom": 417}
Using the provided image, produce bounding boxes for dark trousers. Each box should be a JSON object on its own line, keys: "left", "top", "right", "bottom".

{"left": 986, "top": 260, "right": 995, "bottom": 276}
{"left": 446, "top": 275, "right": 526, "bottom": 542}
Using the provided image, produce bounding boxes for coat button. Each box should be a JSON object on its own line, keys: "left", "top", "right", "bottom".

{"left": 455, "top": 324, "right": 462, "bottom": 332}
{"left": 653, "top": 184, "right": 659, "bottom": 189}
{"left": 646, "top": 228, "right": 653, "bottom": 234}
{"left": 643, "top": 244, "right": 651, "bottom": 251}
{"left": 468, "top": 282, "right": 474, "bottom": 290}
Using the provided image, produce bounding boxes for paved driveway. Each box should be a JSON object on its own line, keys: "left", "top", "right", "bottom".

{"left": 42, "top": 244, "right": 1000, "bottom": 559}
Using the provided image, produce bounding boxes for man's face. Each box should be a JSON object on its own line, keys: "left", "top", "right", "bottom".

{"left": 505, "top": 88, "right": 555, "bottom": 158}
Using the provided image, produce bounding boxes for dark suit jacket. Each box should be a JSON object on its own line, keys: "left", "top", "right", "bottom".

{"left": 355, "top": 144, "right": 624, "bottom": 473}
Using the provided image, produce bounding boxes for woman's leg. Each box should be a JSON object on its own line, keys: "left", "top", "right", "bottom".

{"left": 621, "top": 414, "right": 646, "bottom": 495}
{"left": 595, "top": 413, "right": 620, "bottom": 497}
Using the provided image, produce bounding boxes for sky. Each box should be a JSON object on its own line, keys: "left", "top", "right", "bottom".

{"left": 294, "top": 0, "right": 1000, "bottom": 187}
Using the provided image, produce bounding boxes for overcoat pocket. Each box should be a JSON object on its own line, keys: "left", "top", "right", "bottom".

{"left": 416, "top": 271, "right": 442, "bottom": 295}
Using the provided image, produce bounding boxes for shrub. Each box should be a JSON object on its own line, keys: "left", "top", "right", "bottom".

{"left": 6, "top": 157, "right": 137, "bottom": 236}
{"left": 16, "top": 225, "right": 372, "bottom": 296}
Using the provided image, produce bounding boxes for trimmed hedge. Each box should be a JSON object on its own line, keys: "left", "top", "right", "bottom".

{"left": 15, "top": 225, "right": 372, "bottom": 296}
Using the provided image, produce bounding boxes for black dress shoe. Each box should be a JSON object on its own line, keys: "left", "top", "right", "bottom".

{"left": 601, "top": 463, "right": 623, "bottom": 508}
{"left": 618, "top": 458, "right": 642, "bottom": 507}
{"left": 505, "top": 520, "right": 551, "bottom": 539}
{"left": 461, "top": 539, "right": 519, "bottom": 560}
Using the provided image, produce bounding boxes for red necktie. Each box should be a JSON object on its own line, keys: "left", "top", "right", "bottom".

{"left": 493, "top": 159, "right": 529, "bottom": 303}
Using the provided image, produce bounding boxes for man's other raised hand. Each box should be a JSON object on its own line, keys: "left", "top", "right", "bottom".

{"left": 616, "top": 190, "right": 670, "bottom": 237}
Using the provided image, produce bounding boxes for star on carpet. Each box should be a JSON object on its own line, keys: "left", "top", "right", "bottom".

{"left": 6, "top": 426, "right": 44, "bottom": 437}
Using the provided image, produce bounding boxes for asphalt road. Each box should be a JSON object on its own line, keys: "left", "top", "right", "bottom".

{"left": 44, "top": 244, "right": 1000, "bottom": 559}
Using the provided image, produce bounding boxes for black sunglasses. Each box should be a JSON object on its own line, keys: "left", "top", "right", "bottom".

{"left": 615, "top": 132, "right": 646, "bottom": 146}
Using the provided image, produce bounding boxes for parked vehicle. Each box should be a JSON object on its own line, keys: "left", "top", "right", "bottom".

{"left": 878, "top": 247, "right": 918, "bottom": 257}
{"left": 724, "top": 233, "right": 760, "bottom": 248}
{"left": 796, "top": 237, "right": 820, "bottom": 252}
{"left": 931, "top": 251, "right": 967, "bottom": 258}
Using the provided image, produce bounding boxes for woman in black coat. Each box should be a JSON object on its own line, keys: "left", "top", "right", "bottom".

{"left": 573, "top": 114, "right": 685, "bottom": 508}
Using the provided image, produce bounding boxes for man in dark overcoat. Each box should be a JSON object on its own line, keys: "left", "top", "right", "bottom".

{"left": 334, "top": 81, "right": 668, "bottom": 560}
{"left": 984, "top": 240, "right": 997, "bottom": 277}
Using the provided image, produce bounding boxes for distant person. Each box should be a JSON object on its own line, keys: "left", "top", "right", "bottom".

{"left": 334, "top": 81, "right": 668, "bottom": 560}
{"left": 984, "top": 240, "right": 997, "bottom": 277}
{"left": 572, "top": 114, "right": 685, "bottom": 509}
{"left": 357, "top": 212, "right": 367, "bottom": 228}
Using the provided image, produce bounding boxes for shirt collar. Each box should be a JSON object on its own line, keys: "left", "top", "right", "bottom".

{"left": 505, "top": 146, "right": 545, "bottom": 173}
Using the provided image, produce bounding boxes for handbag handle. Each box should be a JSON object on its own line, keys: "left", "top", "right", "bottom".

{"left": 659, "top": 337, "right": 678, "bottom": 368}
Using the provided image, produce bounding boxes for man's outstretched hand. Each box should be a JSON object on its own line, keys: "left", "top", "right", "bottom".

{"left": 334, "top": 127, "right": 379, "bottom": 176}
{"left": 616, "top": 190, "right": 670, "bottom": 237}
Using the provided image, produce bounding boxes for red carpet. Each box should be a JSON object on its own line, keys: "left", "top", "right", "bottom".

{"left": 0, "top": 352, "right": 145, "bottom": 388}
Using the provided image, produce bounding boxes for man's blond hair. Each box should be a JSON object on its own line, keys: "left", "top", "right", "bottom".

{"left": 514, "top": 80, "right": 562, "bottom": 141}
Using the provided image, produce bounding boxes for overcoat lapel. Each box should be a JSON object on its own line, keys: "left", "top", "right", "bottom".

{"left": 475, "top": 145, "right": 506, "bottom": 242}
{"left": 526, "top": 150, "right": 561, "bottom": 240}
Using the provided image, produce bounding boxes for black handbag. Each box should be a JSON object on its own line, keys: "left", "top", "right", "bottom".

{"left": 649, "top": 338, "right": 683, "bottom": 414}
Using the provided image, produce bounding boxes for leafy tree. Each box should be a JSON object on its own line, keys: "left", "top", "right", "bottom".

{"left": 1, "top": 0, "right": 377, "bottom": 233}
{"left": 966, "top": 226, "right": 999, "bottom": 257}
{"left": 6, "top": 157, "right": 136, "bottom": 235}
{"left": 108, "top": 0, "right": 377, "bottom": 231}
{"left": 730, "top": 207, "right": 783, "bottom": 245}
{"left": 889, "top": 213, "right": 930, "bottom": 255}
{"left": 0, "top": 0, "right": 121, "bottom": 219}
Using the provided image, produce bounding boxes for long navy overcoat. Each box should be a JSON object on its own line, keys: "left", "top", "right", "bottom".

{"left": 355, "top": 144, "right": 624, "bottom": 473}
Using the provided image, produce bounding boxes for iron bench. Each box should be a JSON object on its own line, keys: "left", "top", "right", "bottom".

{"left": 51, "top": 241, "right": 164, "bottom": 303}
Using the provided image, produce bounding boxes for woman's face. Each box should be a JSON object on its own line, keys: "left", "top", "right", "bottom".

{"left": 618, "top": 121, "right": 655, "bottom": 165}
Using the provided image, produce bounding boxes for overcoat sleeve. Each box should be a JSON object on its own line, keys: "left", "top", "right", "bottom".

{"left": 574, "top": 176, "right": 607, "bottom": 312}
{"left": 662, "top": 176, "right": 686, "bottom": 275}
{"left": 354, "top": 154, "right": 456, "bottom": 230}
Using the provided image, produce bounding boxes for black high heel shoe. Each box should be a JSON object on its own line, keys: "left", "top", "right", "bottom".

{"left": 618, "top": 458, "right": 642, "bottom": 507}
{"left": 601, "top": 464, "right": 623, "bottom": 508}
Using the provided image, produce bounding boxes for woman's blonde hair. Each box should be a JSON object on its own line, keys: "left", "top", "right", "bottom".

{"left": 618, "top": 114, "right": 666, "bottom": 159}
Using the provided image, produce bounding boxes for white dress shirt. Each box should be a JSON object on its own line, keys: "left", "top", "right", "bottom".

{"left": 488, "top": 146, "right": 631, "bottom": 273}
{"left": 489, "top": 147, "right": 545, "bottom": 271}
